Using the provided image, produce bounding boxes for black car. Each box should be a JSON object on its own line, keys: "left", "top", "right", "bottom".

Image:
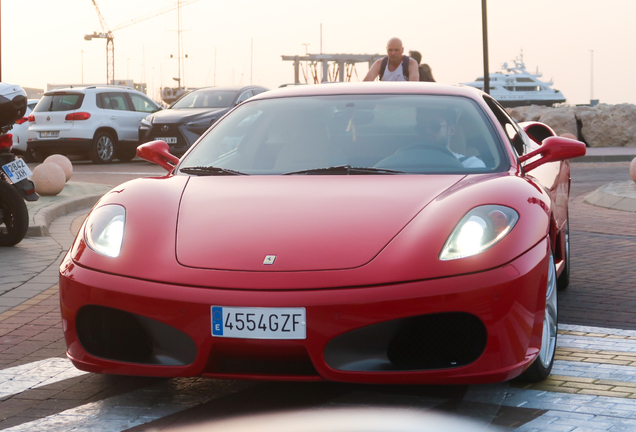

{"left": 139, "top": 85, "right": 268, "bottom": 156}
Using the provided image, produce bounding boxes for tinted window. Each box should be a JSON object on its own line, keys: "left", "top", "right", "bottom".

{"left": 35, "top": 94, "right": 84, "bottom": 112}
{"left": 172, "top": 90, "right": 237, "bottom": 109}
{"left": 99, "top": 92, "right": 129, "bottom": 111}
{"left": 180, "top": 95, "right": 506, "bottom": 175}
{"left": 128, "top": 93, "right": 159, "bottom": 113}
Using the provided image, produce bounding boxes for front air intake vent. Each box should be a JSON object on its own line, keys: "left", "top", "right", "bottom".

{"left": 387, "top": 313, "right": 487, "bottom": 369}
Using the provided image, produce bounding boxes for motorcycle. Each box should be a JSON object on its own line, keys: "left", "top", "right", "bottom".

{"left": 0, "top": 82, "right": 38, "bottom": 246}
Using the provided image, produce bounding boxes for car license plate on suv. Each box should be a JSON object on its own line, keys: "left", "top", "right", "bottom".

{"left": 40, "top": 131, "right": 59, "bottom": 138}
{"left": 155, "top": 137, "right": 177, "bottom": 144}
{"left": 2, "top": 158, "right": 33, "bottom": 184}
{"left": 211, "top": 306, "right": 306, "bottom": 339}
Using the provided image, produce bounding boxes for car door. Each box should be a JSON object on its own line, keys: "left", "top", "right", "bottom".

{"left": 99, "top": 91, "right": 139, "bottom": 143}
{"left": 125, "top": 93, "right": 161, "bottom": 141}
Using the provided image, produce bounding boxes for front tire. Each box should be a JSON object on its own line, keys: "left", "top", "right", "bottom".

{"left": 32, "top": 148, "right": 50, "bottom": 163}
{"left": 0, "top": 181, "right": 29, "bottom": 247}
{"left": 520, "top": 250, "right": 558, "bottom": 382}
{"left": 116, "top": 146, "right": 137, "bottom": 162}
{"left": 90, "top": 131, "right": 115, "bottom": 164}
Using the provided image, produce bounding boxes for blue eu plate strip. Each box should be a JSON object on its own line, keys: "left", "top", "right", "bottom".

{"left": 211, "top": 306, "right": 223, "bottom": 336}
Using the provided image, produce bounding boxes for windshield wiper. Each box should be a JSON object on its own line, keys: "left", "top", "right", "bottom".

{"left": 180, "top": 166, "right": 248, "bottom": 176}
{"left": 283, "top": 165, "right": 403, "bottom": 175}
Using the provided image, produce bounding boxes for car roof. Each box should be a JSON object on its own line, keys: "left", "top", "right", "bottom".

{"left": 250, "top": 82, "right": 484, "bottom": 101}
{"left": 43, "top": 85, "right": 143, "bottom": 95}
{"left": 189, "top": 85, "right": 267, "bottom": 92}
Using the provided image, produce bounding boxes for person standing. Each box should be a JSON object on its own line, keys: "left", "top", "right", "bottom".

{"left": 419, "top": 63, "right": 436, "bottom": 82}
{"left": 409, "top": 50, "right": 436, "bottom": 82}
{"left": 364, "top": 38, "right": 419, "bottom": 82}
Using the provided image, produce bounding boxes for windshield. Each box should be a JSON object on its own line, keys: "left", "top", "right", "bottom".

{"left": 172, "top": 90, "right": 237, "bottom": 109}
{"left": 179, "top": 94, "right": 507, "bottom": 175}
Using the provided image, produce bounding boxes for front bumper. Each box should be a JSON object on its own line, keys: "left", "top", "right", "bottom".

{"left": 60, "top": 238, "right": 549, "bottom": 385}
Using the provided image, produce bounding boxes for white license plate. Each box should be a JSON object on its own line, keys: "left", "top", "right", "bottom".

{"left": 2, "top": 158, "right": 32, "bottom": 184}
{"left": 211, "top": 306, "right": 306, "bottom": 340}
{"left": 155, "top": 137, "right": 177, "bottom": 144}
{"left": 40, "top": 131, "right": 59, "bottom": 138}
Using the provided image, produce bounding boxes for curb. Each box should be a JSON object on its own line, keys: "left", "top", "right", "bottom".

{"left": 574, "top": 155, "right": 635, "bottom": 163}
{"left": 584, "top": 180, "right": 636, "bottom": 213}
{"left": 26, "top": 195, "right": 102, "bottom": 237}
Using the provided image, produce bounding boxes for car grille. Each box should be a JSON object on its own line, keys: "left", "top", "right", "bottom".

{"left": 148, "top": 123, "right": 189, "bottom": 151}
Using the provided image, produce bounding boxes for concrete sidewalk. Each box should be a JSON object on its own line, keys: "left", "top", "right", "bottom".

{"left": 24, "top": 182, "right": 112, "bottom": 237}
{"left": 578, "top": 146, "right": 636, "bottom": 162}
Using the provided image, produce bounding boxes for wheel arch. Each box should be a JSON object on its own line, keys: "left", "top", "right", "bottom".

{"left": 93, "top": 127, "right": 119, "bottom": 143}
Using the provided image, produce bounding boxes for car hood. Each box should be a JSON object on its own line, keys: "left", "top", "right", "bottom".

{"left": 152, "top": 107, "right": 228, "bottom": 124}
{"left": 175, "top": 175, "right": 464, "bottom": 271}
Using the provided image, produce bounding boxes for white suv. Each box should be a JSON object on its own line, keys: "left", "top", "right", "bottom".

{"left": 27, "top": 86, "right": 161, "bottom": 163}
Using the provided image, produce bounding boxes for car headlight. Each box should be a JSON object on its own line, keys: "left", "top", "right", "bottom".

{"left": 140, "top": 117, "right": 153, "bottom": 128}
{"left": 439, "top": 205, "right": 519, "bottom": 261}
{"left": 186, "top": 118, "right": 216, "bottom": 129}
{"left": 84, "top": 205, "right": 126, "bottom": 258}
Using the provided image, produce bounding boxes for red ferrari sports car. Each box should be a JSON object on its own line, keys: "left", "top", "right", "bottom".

{"left": 60, "top": 83, "right": 585, "bottom": 384}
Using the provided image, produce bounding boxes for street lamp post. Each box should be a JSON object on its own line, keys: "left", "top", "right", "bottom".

{"left": 481, "top": 0, "right": 490, "bottom": 95}
{"left": 0, "top": 0, "right": 3, "bottom": 82}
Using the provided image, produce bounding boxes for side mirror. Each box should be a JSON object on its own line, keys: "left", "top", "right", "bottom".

{"left": 137, "top": 140, "right": 180, "bottom": 172}
{"left": 518, "top": 136, "right": 586, "bottom": 172}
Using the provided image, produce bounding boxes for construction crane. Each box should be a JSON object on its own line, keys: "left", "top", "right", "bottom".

{"left": 84, "top": 0, "right": 201, "bottom": 85}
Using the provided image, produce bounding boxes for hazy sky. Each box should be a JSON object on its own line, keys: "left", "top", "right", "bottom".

{"left": 2, "top": 0, "right": 633, "bottom": 105}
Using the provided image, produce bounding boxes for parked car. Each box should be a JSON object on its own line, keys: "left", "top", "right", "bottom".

{"left": 61, "top": 82, "right": 585, "bottom": 384}
{"left": 138, "top": 85, "right": 268, "bottom": 156}
{"left": 11, "top": 99, "right": 38, "bottom": 160}
{"left": 27, "top": 86, "right": 162, "bottom": 163}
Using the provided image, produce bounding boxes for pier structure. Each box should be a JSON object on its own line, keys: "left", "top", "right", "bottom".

{"left": 281, "top": 53, "right": 384, "bottom": 84}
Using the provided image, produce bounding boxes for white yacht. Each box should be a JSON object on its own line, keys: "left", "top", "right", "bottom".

{"left": 462, "top": 53, "right": 566, "bottom": 107}
{"left": 160, "top": 86, "right": 192, "bottom": 105}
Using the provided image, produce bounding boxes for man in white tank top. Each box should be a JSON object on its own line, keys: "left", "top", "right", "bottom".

{"left": 364, "top": 37, "right": 420, "bottom": 82}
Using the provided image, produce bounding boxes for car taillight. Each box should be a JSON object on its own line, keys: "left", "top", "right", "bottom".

{"left": 15, "top": 117, "right": 28, "bottom": 125}
{"left": 65, "top": 112, "right": 91, "bottom": 121}
{"left": 28, "top": 114, "right": 35, "bottom": 122}
{"left": 0, "top": 134, "right": 13, "bottom": 149}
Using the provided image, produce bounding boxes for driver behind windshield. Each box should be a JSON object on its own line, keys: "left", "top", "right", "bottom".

{"left": 415, "top": 108, "right": 485, "bottom": 168}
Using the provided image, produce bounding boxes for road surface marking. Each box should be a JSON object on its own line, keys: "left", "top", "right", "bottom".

{"left": 0, "top": 357, "right": 88, "bottom": 398}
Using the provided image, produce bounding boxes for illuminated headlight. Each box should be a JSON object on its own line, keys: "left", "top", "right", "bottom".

{"left": 439, "top": 205, "right": 519, "bottom": 260}
{"left": 84, "top": 205, "right": 126, "bottom": 258}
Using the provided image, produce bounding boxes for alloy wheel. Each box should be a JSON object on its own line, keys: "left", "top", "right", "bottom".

{"left": 538, "top": 253, "right": 558, "bottom": 368}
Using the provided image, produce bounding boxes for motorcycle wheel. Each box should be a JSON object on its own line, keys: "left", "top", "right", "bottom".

{"left": 0, "top": 180, "right": 29, "bottom": 247}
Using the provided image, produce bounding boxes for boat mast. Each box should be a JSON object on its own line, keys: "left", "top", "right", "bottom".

{"left": 178, "top": 0, "right": 182, "bottom": 88}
